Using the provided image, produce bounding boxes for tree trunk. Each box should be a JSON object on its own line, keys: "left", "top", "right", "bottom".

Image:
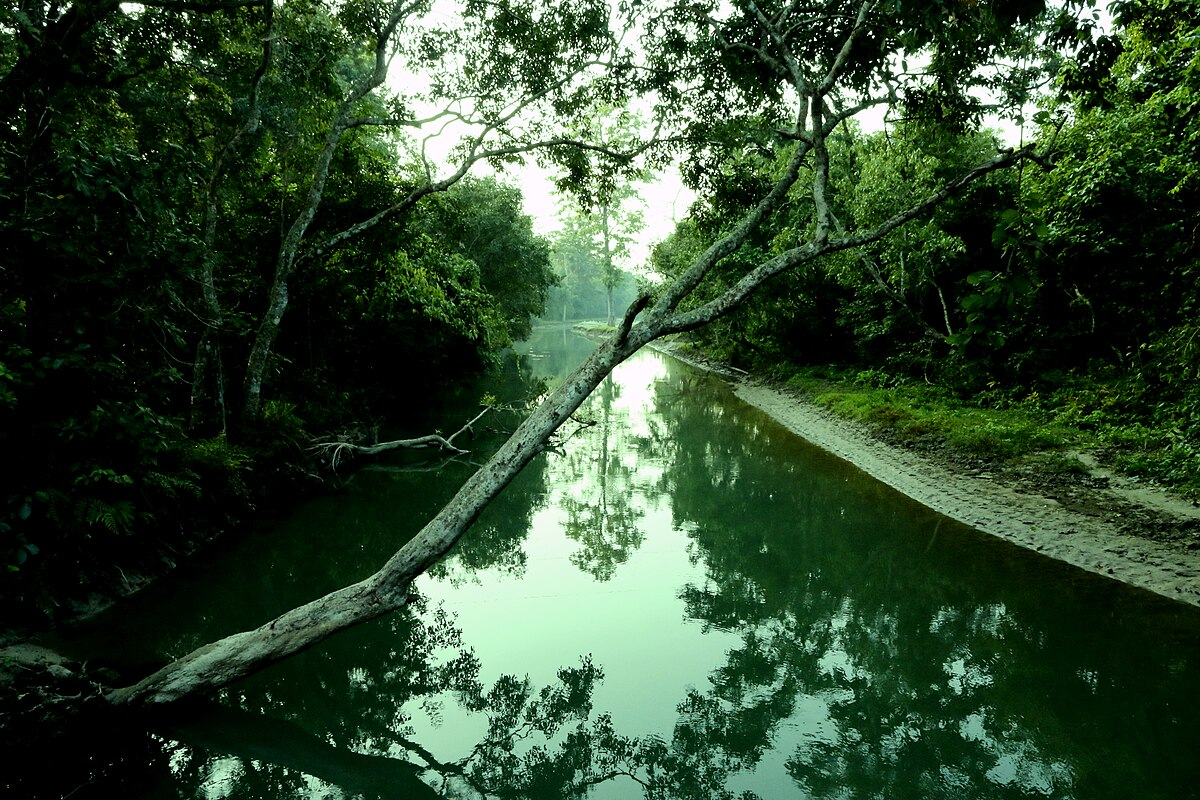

{"left": 108, "top": 327, "right": 649, "bottom": 705}
{"left": 242, "top": 265, "right": 293, "bottom": 421}
{"left": 189, "top": 329, "right": 227, "bottom": 434}
{"left": 190, "top": 0, "right": 274, "bottom": 433}
{"left": 103, "top": 1, "right": 1032, "bottom": 702}
{"left": 240, "top": 2, "right": 406, "bottom": 422}
{"left": 601, "top": 202, "right": 616, "bottom": 326}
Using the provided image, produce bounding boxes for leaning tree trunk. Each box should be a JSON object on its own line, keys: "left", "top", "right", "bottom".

{"left": 105, "top": 30, "right": 1032, "bottom": 702}
{"left": 108, "top": 318, "right": 652, "bottom": 705}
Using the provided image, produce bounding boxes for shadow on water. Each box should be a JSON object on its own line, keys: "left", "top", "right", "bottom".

{"left": 13, "top": 327, "right": 1200, "bottom": 799}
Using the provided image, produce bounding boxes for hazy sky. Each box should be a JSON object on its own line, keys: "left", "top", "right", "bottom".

{"left": 391, "top": 0, "right": 1101, "bottom": 274}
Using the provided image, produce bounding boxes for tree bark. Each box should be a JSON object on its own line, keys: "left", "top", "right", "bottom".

{"left": 241, "top": 1, "right": 410, "bottom": 421}
{"left": 190, "top": 0, "right": 274, "bottom": 433}
{"left": 601, "top": 203, "right": 616, "bottom": 326}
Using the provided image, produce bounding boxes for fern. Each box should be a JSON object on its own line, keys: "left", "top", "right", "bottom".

{"left": 144, "top": 469, "right": 202, "bottom": 501}
{"left": 78, "top": 498, "right": 135, "bottom": 536}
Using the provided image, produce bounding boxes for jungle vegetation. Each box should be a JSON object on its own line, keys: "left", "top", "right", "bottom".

{"left": 1, "top": 0, "right": 1196, "bottom": 700}
{"left": 653, "top": 0, "right": 1200, "bottom": 495}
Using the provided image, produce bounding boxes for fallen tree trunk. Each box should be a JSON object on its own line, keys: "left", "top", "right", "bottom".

{"left": 311, "top": 407, "right": 492, "bottom": 469}
{"left": 107, "top": 329, "right": 647, "bottom": 705}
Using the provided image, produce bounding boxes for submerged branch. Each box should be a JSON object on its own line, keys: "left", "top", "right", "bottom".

{"left": 311, "top": 407, "right": 492, "bottom": 469}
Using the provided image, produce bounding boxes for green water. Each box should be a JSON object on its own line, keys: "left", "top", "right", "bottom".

{"left": 20, "top": 327, "right": 1200, "bottom": 799}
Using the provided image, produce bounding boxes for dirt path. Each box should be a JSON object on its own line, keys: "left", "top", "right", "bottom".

{"left": 647, "top": 338, "right": 1200, "bottom": 608}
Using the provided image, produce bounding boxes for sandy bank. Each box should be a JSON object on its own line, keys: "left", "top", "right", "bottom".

{"left": 734, "top": 379, "right": 1200, "bottom": 608}
{"left": 640, "top": 335, "right": 1200, "bottom": 609}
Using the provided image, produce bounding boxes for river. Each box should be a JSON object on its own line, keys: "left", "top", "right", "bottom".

{"left": 16, "top": 327, "right": 1200, "bottom": 799}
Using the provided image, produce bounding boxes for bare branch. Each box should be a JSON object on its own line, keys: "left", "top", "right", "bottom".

{"left": 311, "top": 407, "right": 493, "bottom": 469}
{"left": 827, "top": 92, "right": 894, "bottom": 130}
{"left": 705, "top": 13, "right": 791, "bottom": 84}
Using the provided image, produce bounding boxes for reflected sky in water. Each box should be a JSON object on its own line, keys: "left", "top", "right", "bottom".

{"left": 22, "top": 326, "right": 1200, "bottom": 800}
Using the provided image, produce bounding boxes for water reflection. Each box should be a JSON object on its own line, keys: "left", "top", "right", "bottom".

{"left": 158, "top": 597, "right": 626, "bottom": 799}
{"left": 16, "top": 328, "right": 1200, "bottom": 799}
{"left": 651, "top": 367, "right": 1200, "bottom": 800}
{"left": 561, "top": 376, "right": 647, "bottom": 581}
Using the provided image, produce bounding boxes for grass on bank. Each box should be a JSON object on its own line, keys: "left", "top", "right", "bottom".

{"left": 777, "top": 365, "right": 1200, "bottom": 497}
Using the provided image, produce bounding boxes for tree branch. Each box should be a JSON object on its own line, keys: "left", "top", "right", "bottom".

{"left": 242, "top": 0, "right": 419, "bottom": 419}
{"left": 311, "top": 407, "right": 492, "bottom": 469}
{"left": 818, "top": 0, "right": 876, "bottom": 95}
{"left": 659, "top": 145, "right": 1035, "bottom": 334}
{"left": 615, "top": 293, "right": 652, "bottom": 347}
{"left": 747, "top": 0, "right": 808, "bottom": 95}
{"left": 301, "top": 133, "right": 659, "bottom": 265}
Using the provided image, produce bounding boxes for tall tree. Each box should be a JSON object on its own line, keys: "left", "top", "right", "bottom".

{"left": 578, "top": 107, "right": 649, "bottom": 324}
{"left": 555, "top": 182, "right": 646, "bottom": 325}
{"left": 548, "top": 215, "right": 608, "bottom": 321}
{"left": 237, "top": 0, "right": 634, "bottom": 419}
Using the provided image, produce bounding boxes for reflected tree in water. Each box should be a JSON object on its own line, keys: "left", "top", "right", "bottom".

{"left": 430, "top": 349, "right": 557, "bottom": 583}
{"left": 113, "top": 593, "right": 768, "bottom": 800}
{"left": 646, "top": 373, "right": 1198, "bottom": 800}
{"left": 560, "top": 376, "right": 647, "bottom": 581}
{"left": 23, "top": 352, "right": 1199, "bottom": 800}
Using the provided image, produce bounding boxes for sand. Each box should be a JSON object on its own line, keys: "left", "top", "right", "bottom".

{"left": 732, "top": 378, "right": 1200, "bottom": 608}
{"left": 637, "top": 334, "right": 1200, "bottom": 608}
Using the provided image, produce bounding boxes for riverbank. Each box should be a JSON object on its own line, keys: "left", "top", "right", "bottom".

{"left": 647, "top": 337, "right": 1200, "bottom": 609}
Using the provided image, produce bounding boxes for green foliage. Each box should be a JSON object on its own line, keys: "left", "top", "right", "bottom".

{"left": 546, "top": 157, "right": 647, "bottom": 325}
{"left": 0, "top": 0, "right": 572, "bottom": 615}
{"left": 546, "top": 213, "right": 641, "bottom": 322}
{"left": 792, "top": 371, "right": 1077, "bottom": 462}
{"left": 417, "top": 177, "right": 557, "bottom": 342}
{"left": 648, "top": 3, "right": 1200, "bottom": 498}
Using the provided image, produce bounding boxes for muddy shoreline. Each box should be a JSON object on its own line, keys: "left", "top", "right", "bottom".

{"left": 652, "top": 340, "right": 1200, "bottom": 609}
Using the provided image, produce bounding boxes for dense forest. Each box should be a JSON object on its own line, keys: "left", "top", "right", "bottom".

{"left": 0, "top": 0, "right": 571, "bottom": 619}
{"left": 654, "top": 0, "right": 1200, "bottom": 492}
{"left": 2, "top": 0, "right": 1198, "bottom": 708}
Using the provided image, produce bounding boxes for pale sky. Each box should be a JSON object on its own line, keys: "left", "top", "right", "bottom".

{"left": 391, "top": 1, "right": 1109, "bottom": 273}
